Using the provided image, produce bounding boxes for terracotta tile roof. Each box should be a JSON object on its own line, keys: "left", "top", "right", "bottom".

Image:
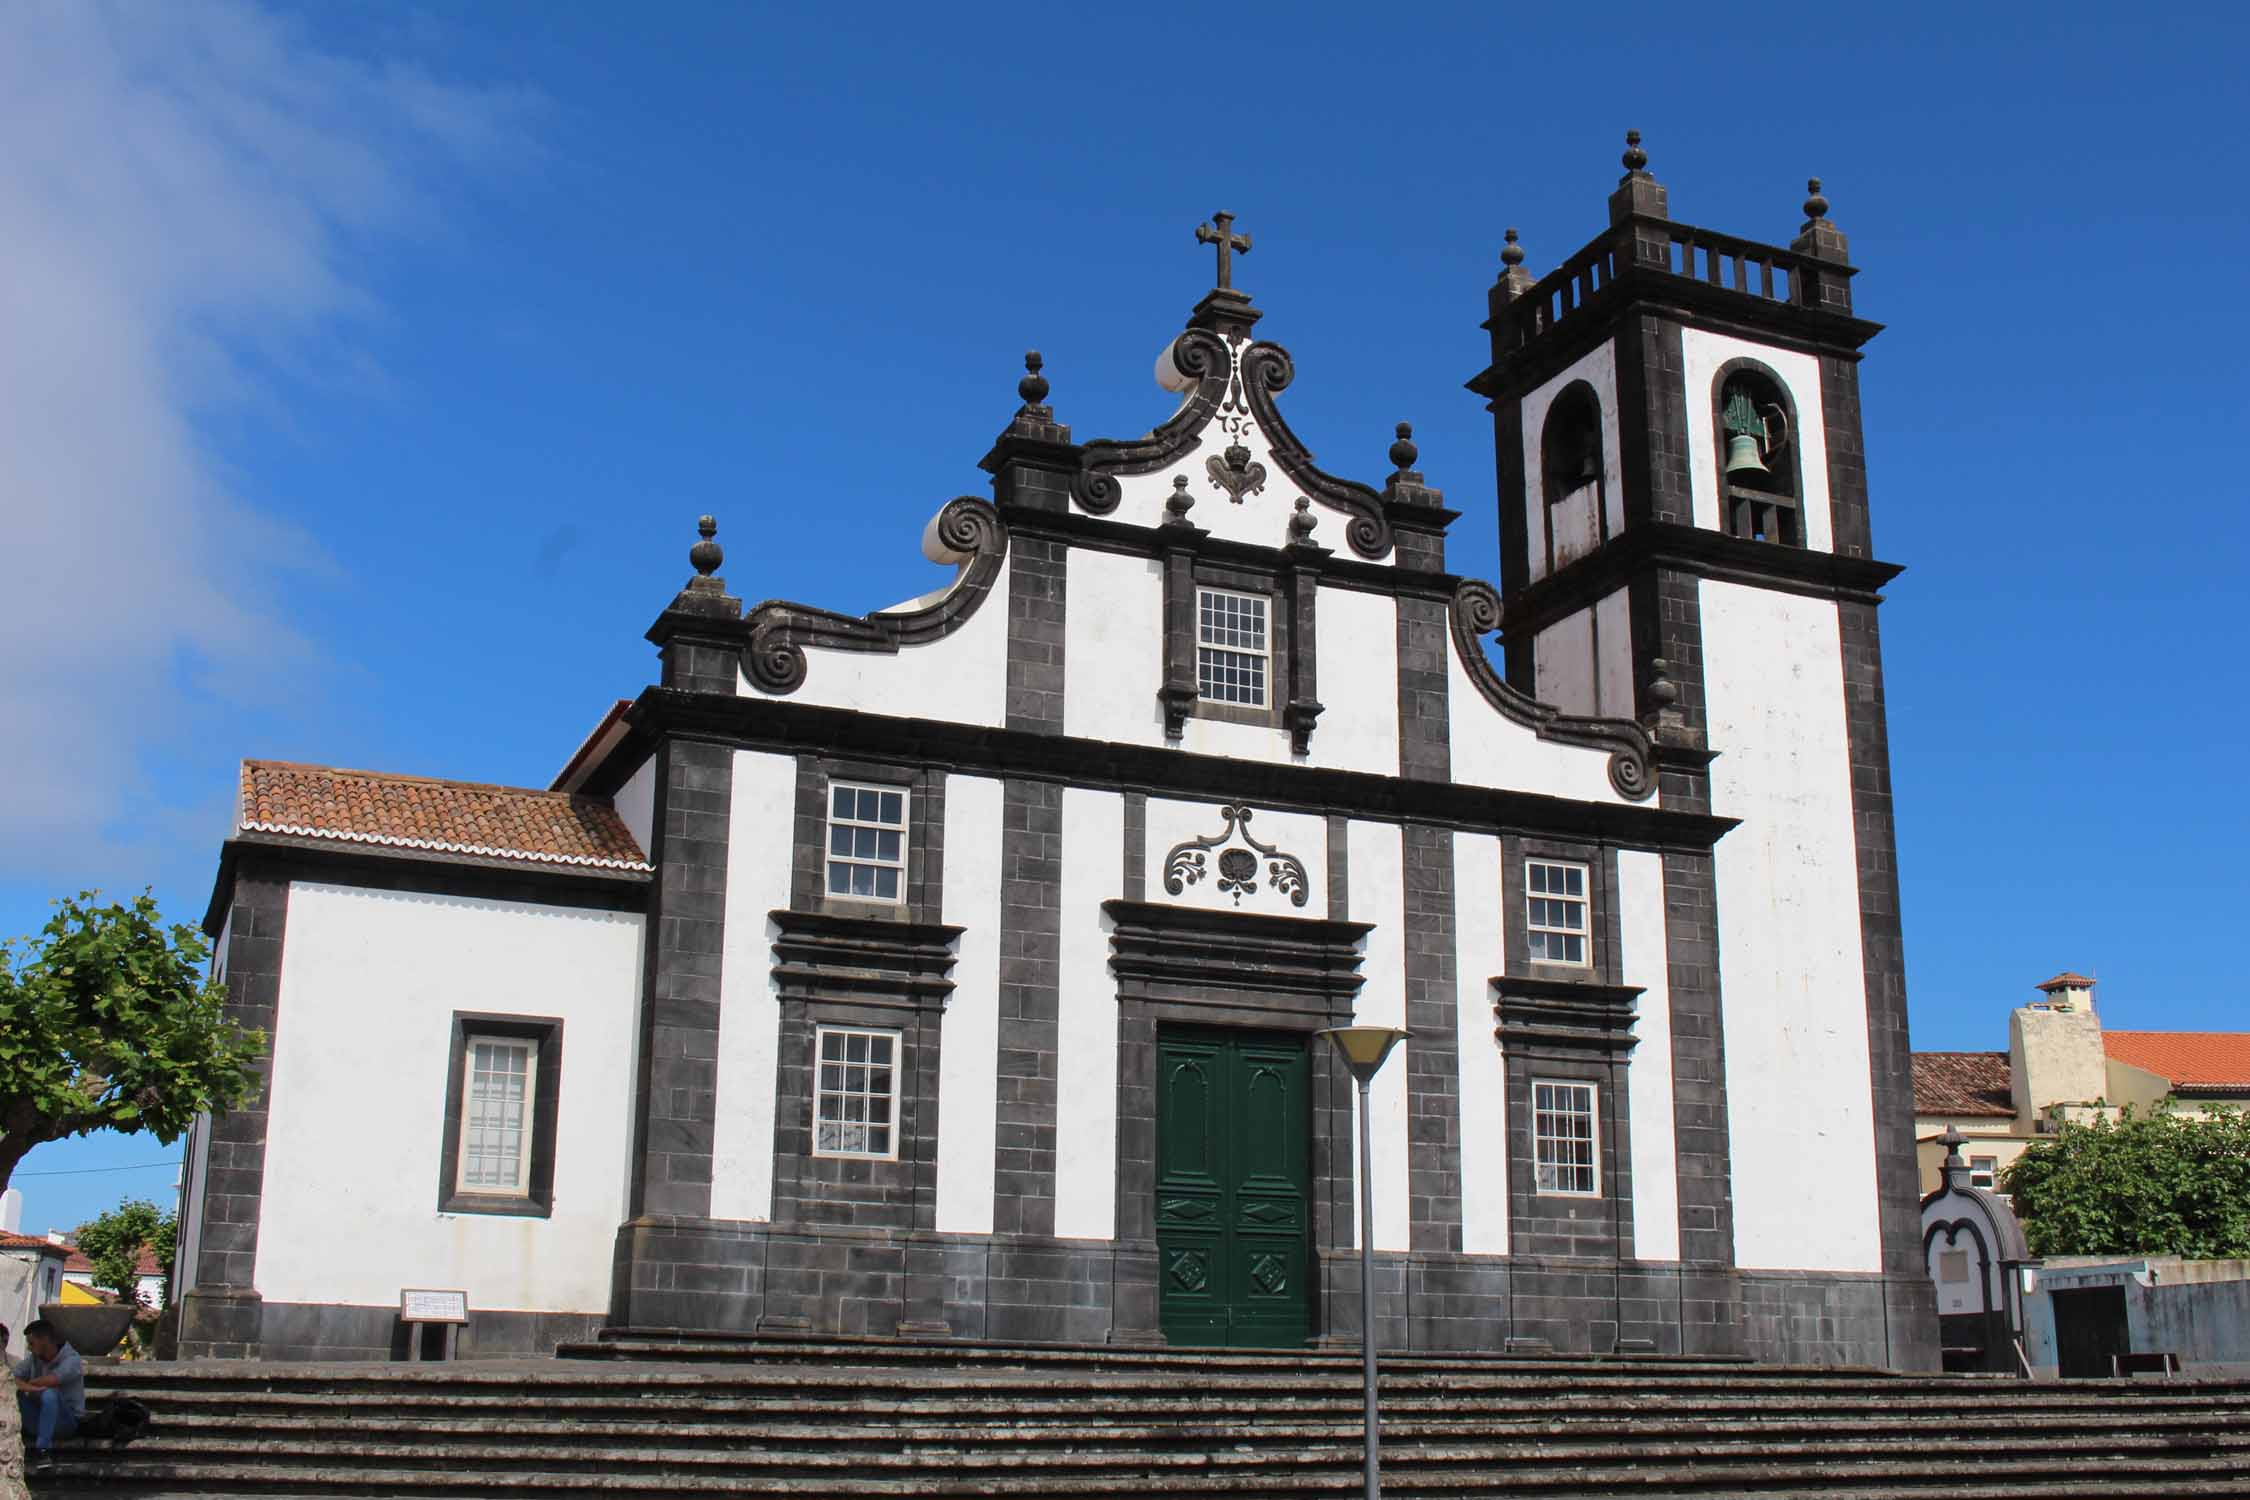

{"left": 239, "top": 760, "right": 649, "bottom": 872}
{"left": 0, "top": 1231, "right": 67, "bottom": 1255}
{"left": 2039, "top": 972, "right": 2097, "bottom": 990}
{"left": 1912, "top": 1052, "right": 2016, "bottom": 1118}
{"left": 2104, "top": 1032, "right": 2250, "bottom": 1090}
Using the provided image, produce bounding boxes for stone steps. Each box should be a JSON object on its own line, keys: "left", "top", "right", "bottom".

{"left": 36, "top": 1347, "right": 2250, "bottom": 1497}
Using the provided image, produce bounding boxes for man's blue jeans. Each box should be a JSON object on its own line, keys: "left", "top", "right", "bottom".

{"left": 17, "top": 1388, "right": 79, "bottom": 1450}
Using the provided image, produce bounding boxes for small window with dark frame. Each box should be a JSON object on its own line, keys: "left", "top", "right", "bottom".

{"left": 814, "top": 1025, "right": 898, "bottom": 1159}
{"left": 1533, "top": 1079, "right": 1599, "bottom": 1195}
{"left": 827, "top": 782, "right": 907, "bottom": 902}
{"left": 1525, "top": 859, "right": 1590, "bottom": 967}
{"left": 1969, "top": 1155, "right": 1998, "bottom": 1191}
{"left": 1196, "top": 587, "right": 1270, "bottom": 708}
{"left": 456, "top": 1036, "right": 536, "bottom": 1197}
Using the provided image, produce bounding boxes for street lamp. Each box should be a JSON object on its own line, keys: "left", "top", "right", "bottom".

{"left": 1316, "top": 1025, "right": 1410, "bottom": 1500}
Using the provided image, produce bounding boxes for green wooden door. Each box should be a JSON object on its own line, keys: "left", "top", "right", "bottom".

{"left": 1156, "top": 1027, "right": 1312, "bottom": 1348}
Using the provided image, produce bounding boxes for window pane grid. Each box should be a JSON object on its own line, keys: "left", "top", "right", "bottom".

{"left": 1196, "top": 589, "right": 1269, "bottom": 707}
{"left": 1525, "top": 860, "right": 1590, "bottom": 966}
{"left": 826, "top": 782, "right": 907, "bottom": 903}
{"left": 461, "top": 1039, "right": 533, "bottom": 1192}
{"left": 814, "top": 1026, "right": 898, "bottom": 1159}
{"left": 1533, "top": 1079, "right": 1598, "bottom": 1195}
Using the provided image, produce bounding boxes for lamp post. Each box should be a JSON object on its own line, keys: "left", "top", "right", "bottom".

{"left": 1316, "top": 1025, "right": 1410, "bottom": 1500}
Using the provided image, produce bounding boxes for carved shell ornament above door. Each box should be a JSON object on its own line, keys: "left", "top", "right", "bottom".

{"left": 1162, "top": 805, "right": 1311, "bottom": 909}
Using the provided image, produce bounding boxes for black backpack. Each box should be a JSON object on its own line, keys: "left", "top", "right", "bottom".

{"left": 78, "top": 1395, "right": 152, "bottom": 1447}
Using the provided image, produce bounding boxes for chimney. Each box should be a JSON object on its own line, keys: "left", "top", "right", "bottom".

{"left": 0, "top": 1187, "right": 19, "bottom": 1234}
{"left": 2033, "top": 971, "right": 2097, "bottom": 1012}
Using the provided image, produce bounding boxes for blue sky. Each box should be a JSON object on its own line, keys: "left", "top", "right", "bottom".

{"left": 5, "top": 0, "right": 2245, "bottom": 1234}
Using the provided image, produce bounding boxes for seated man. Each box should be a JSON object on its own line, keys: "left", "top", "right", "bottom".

{"left": 14, "top": 1319, "right": 85, "bottom": 1467}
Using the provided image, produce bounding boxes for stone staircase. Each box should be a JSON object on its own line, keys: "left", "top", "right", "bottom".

{"left": 36, "top": 1336, "right": 2250, "bottom": 1498}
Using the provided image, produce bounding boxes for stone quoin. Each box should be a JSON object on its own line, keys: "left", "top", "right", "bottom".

{"left": 175, "top": 139, "right": 1936, "bottom": 1369}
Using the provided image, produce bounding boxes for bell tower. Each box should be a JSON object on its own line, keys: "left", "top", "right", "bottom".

{"left": 1469, "top": 134, "right": 1936, "bottom": 1368}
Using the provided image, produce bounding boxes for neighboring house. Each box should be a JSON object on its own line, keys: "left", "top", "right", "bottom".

{"left": 1911, "top": 973, "right": 2250, "bottom": 1192}
{"left": 0, "top": 1231, "right": 70, "bottom": 1360}
{"left": 173, "top": 144, "right": 1942, "bottom": 1369}
{"left": 60, "top": 1241, "right": 167, "bottom": 1310}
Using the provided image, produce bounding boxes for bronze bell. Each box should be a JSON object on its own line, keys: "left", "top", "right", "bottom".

{"left": 1724, "top": 430, "right": 1768, "bottom": 477}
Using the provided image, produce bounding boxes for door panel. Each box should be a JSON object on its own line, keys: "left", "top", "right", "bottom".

{"left": 1157, "top": 1028, "right": 1312, "bottom": 1348}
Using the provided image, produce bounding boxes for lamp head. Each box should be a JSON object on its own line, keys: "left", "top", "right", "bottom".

{"left": 1316, "top": 1025, "right": 1410, "bottom": 1082}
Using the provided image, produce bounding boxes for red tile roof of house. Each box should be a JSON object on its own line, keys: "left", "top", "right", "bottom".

{"left": 1912, "top": 1051, "right": 2016, "bottom": 1118}
{"left": 239, "top": 760, "right": 649, "bottom": 872}
{"left": 2104, "top": 1032, "right": 2250, "bottom": 1090}
{"left": 0, "top": 1232, "right": 67, "bottom": 1256}
{"left": 2038, "top": 972, "right": 2097, "bottom": 990}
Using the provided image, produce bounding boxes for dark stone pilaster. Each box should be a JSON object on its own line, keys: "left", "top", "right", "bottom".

{"left": 1005, "top": 538, "right": 1067, "bottom": 732}
{"left": 1839, "top": 596, "right": 1940, "bottom": 1369}
{"left": 1821, "top": 355, "right": 1875, "bottom": 560}
{"left": 1395, "top": 598, "right": 1452, "bottom": 783}
{"left": 178, "top": 873, "right": 290, "bottom": 1359}
{"left": 990, "top": 778, "right": 1062, "bottom": 1237}
{"left": 1615, "top": 314, "right": 1694, "bottom": 531}
{"left": 631, "top": 738, "right": 731, "bottom": 1219}
{"left": 1401, "top": 824, "right": 1461, "bottom": 1254}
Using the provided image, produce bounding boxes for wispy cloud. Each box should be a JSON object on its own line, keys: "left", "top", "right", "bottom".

{"left": 0, "top": 2, "right": 535, "bottom": 880}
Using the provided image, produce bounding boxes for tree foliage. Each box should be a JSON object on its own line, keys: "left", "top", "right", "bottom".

{"left": 2002, "top": 1104, "right": 2250, "bottom": 1259}
{"left": 76, "top": 1197, "right": 173, "bottom": 1305}
{"left": 0, "top": 891, "right": 266, "bottom": 1195}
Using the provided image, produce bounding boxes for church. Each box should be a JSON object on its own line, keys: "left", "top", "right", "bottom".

{"left": 172, "top": 136, "right": 1937, "bottom": 1370}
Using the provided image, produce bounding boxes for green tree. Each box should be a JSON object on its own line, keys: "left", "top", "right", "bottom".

{"left": 77, "top": 1197, "right": 173, "bottom": 1305}
{"left": 2002, "top": 1104, "right": 2250, "bottom": 1258}
{"left": 0, "top": 890, "right": 266, "bottom": 1194}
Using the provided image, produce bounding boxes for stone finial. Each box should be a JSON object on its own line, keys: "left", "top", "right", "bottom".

{"left": 1500, "top": 228, "right": 1525, "bottom": 269}
{"left": 1938, "top": 1124, "right": 1971, "bottom": 1192}
{"left": 1802, "top": 177, "right": 1830, "bottom": 223}
{"left": 1609, "top": 130, "right": 1669, "bottom": 226}
{"left": 1791, "top": 173, "right": 1850, "bottom": 266}
{"left": 689, "top": 515, "right": 723, "bottom": 578}
{"left": 1289, "top": 495, "right": 1317, "bottom": 541}
{"left": 1164, "top": 473, "right": 1196, "bottom": 524}
{"left": 1018, "top": 350, "right": 1050, "bottom": 407}
{"left": 1389, "top": 422, "right": 1419, "bottom": 473}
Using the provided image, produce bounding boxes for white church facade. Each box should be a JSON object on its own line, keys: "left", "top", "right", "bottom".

{"left": 174, "top": 140, "right": 1938, "bottom": 1368}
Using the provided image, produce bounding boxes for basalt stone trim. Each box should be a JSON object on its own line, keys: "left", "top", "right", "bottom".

{"left": 1622, "top": 316, "right": 1695, "bottom": 530}
{"left": 1005, "top": 535, "right": 1068, "bottom": 732}
{"left": 1324, "top": 815, "right": 1350, "bottom": 919}
{"left": 201, "top": 836, "right": 648, "bottom": 940}
{"left": 1396, "top": 597, "right": 1452, "bottom": 783}
{"left": 176, "top": 1288, "right": 265, "bottom": 1362}
{"left": 788, "top": 756, "right": 947, "bottom": 925}
{"left": 1122, "top": 792, "right": 1147, "bottom": 900}
{"left": 628, "top": 690, "right": 1739, "bottom": 855}
{"left": 632, "top": 737, "right": 732, "bottom": 1220}
{"left": 188, "top": 873, "right": 290, "bottom": 1303}
{"left": 1821, "top": 354, "right": 1875, "bottom": 560}
{"left": 992, "top": 779, "right": 1062, "bottom": 1238}
{"left": 229, "top": 1302, "right": 605, "bottom": 1363}
{"left": 1837, "top": 596, "right": 1939, "bottom": 1371}
{"left": 766, "top": 909, "right": 961, "bottom": 1234}
{"left": 1401, "top": 824, "right": 1462, "bottom": 1253}
{"left": 1737, "top": 1269, "right": 1900, "bottom": 1369}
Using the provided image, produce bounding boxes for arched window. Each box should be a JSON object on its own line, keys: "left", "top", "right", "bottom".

{"left": 1540, "top": 383, "right": 1606, "bottom": 572}
{"left": 1712, "top": 363, "right": 1802, "bottom": 546}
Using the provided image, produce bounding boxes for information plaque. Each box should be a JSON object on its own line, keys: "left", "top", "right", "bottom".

{"left": 399, "top": 1288, "right": 469, "bottom": 1324}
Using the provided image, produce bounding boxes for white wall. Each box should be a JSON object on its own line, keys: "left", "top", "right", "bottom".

{"left": 1054, "top": 788, "right": 1122, "bottom": 1239}
{"left": 934, "top": 774, "right": 1003, "bottom": 1235}
{"left": 1516, "top": 339, "right": 1622, "bottom": 585}
{"left": 613, "top": 753, "right": 656, "bottom": 860}
{"left": 1307, "top": 584, "right": 1399, "bottom": 775}
{"left": 1534, "top": 611, "right": 1596, "bottom": 718}
{"left": 1346, "top": 820, "right": 1411, "bottom": 1252}
{"left": 740, "top": 558, "right": 1010, "bottom": 726}
{"left": 709, "top": 749, "right": 798, "bottom": 1222}
{"left": 1701, "top": 579, "right": 1880, "bottom": 1272}
{"left": 1681, "top": 329, "right": 1833, "bottom": 552}
{"left": 1447, "top": 637, "right": 1628, "bottom": 804}
{"left": 1452, "top": 831, "right": 1509, "bottom": 1254}
{"left": 1619, "top": 850, "right": 1680, "bottom": 1262}
{"left": 254, "top": 883, "right": 644, "bottom": 1312}
{"left": 1065, "top": 549, "right": 1166, "bottom": 745}
{"left": 1144, "top": 797, "right": 1327, "bottom": 919}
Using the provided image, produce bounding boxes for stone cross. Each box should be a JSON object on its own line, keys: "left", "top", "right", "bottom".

{"left": 1195, "top": 212, "right": 1252, "bottom": 291}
